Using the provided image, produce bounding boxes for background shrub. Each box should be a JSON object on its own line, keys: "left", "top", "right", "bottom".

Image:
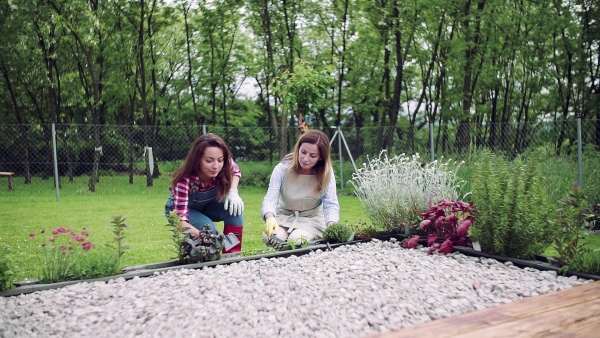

{"left": 469, "top": 150, "right": 553, "bottom": 259}
{"left": 0, "top": 244, "right": 16, "bottom": 291}
{"left": 322, "top": 223, "right": 354, "bottom": 243}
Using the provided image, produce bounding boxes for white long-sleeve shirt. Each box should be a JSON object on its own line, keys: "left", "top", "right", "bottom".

{"left": 261, "top": 161, "right": 340, "bottom": 225}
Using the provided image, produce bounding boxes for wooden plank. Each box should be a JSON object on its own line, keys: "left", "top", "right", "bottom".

{"left": 376, "top": 281, "right": 600, "bottom": 338}
{"left": 455, "top": 297, "right": 600, "bottom": 337}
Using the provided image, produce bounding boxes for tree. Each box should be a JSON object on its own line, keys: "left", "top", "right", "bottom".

{"left": 271, "top": 60, "right": 334, "bottom": 157}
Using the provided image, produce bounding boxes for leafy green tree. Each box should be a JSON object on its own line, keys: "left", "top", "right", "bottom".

{"left": 271, "top": 60, "right": 334, "bottom": 157}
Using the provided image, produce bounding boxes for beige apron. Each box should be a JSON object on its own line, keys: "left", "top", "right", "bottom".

{"left": 275, "top": 170, "right": 326, "bottom": 238}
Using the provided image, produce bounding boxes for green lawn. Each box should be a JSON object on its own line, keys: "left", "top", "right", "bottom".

{"left": 0, "top": 174, "right": 367, "bottom": 281}
{"left": 2, "top": 172, "right": 597, "bottom": 282}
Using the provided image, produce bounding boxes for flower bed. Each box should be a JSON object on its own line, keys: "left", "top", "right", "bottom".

{"left": 0, "top": 239, "right": 594, "bottom": 338}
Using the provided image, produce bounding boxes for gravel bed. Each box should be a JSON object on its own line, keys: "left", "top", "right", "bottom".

{"left": 0, "top": 239, "right": 591, "bottom": 338}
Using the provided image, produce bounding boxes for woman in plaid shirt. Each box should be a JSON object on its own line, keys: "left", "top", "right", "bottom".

{"left": 165, "top": 134, "right": 245, "bottom": 254}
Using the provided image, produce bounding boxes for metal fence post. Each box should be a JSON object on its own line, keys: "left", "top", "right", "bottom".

{"left": 338, "top": 126, "right": 343, "bottom": 189}
{"left": 52, "top": 123, "right": 60, "bottom": 202}
{"left": 429, "top": 121, "right": 435, "bottom": 162}
{"left": 577, "top": 117, "right": 583, "bottom": 188}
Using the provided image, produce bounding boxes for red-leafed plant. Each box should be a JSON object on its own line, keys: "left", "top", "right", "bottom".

{"left": 418, "top": 199, "right": 477, "bottom": 254}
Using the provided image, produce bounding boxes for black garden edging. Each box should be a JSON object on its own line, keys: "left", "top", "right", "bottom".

{"left": 2, "top": 236, "right": 597, "bottom": 297}
{"left": 0, "top": 239, "right": 366, "bottom": 298}
{"left": 453, "top": 246, "right": 600, "bottom": 281}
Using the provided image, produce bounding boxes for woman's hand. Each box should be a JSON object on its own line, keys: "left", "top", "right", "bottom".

{"left": 182, "top": 222, "right": 200, "bottom": 238}
{"left": 263, "top": 216, "right": 279, "bottom": 236}
{"left": 224, "top": 189, "right": 244, "bottom": 216}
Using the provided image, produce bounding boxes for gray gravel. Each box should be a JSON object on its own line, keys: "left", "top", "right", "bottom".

{"left": 0, "top": 239, "right": 591, "bottom": 338}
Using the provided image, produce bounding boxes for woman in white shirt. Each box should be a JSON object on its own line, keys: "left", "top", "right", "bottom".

{"left": 261, "top": 130, "right": 340, "bottom": 247}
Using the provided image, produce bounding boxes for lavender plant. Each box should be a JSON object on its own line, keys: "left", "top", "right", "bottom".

{"left": 351, "top": 151, "right": 465, "bottom": 233}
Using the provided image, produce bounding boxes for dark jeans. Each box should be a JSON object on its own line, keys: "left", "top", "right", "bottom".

{"left": 165, "top": 188, "right": 243, "bottom": 234}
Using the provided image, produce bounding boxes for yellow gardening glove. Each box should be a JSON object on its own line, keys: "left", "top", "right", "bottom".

{"left": 263, "top": 217, "right": 279, "bottom": 237}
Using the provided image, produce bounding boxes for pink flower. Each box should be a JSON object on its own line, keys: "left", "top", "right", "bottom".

{"left": 402, "top": 235, "right": 420, "bottom": 249}
{"left": 82, "top": 242, "right": 92, "bottom": 250}
{"left": 51, "top": 230, "right": 59, "bottom": 235}
{"left": 420, "top": 219, "right": 432, "bottom": 230}
{"left": 29, "top": 233, "right": 36, "bottom": 238}
{"left": 73, "top": 236, "right": 84, "bottom": 242}
{"left": 427, "top": 233, "right": 437, "bottom": 246}
{"left": 438, "top": 239, "right": 454, "bottom": 254}
{"left": 55, "top": 227, "right": 67, "bottom": 233}
{"left": 428, "top": 243, "right": 440, "bottom": 255}
{"left": 456, "top": 219, "right": 472, "bottom": 236}
{"left": 81, "top": 231, "right": 89, "bottom": 237}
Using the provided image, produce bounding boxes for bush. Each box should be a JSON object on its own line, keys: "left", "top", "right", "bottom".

{"left": 570, "top": 248, "right": 600, "bottom": 275}
{"left": 551, "top": 185, "right": 594, "bottom": 265}
{"left": 322, "top": 223, "right": 354, "bottom": 243}
{"left": 418, "top": 199, "right": 477, "bottom": 254}
{"left": 237, "top": 162, "right": 273, "bottom": 189}
{"left": 469, "top": 150, "right": 553, "bottom": 259}
{"left": 0, "top": 244, "right": 16, "bottom": 291}
{"left": 351, "top": 151, "right": 465, "bottom": 233}
{"left": 73, "top": 248, "right": 121, "bottom": 279}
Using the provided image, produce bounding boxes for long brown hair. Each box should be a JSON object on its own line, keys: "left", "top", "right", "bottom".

{"left": 283, "top": 129, "right": 332, "bottom": 193}
{"left": 171, "top": 133, "right": 233, "bottom": 201}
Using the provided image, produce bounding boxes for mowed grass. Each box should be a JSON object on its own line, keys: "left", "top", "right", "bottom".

{"left": 0, "top": 174, "right": 368, "bottom": 281}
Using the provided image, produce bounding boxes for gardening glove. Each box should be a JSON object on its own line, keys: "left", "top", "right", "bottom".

{"left": 224, "top": 189, "right": 244, "bottom": 216}
{"left": 263, "top": 216, "right": 279, "bottom": 237}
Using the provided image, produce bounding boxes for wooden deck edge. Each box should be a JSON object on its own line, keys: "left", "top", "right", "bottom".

{"left": 374, "top": 280, "right": 600, "bottom": 338}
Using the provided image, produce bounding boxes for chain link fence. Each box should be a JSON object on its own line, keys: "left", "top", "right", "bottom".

{"left": 0, "top": 119, "right": 598, "bottom": 188}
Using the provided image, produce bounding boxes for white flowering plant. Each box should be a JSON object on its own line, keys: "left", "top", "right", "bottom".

{"left": 351, "top": 151, "right": 466, "bottom": 233}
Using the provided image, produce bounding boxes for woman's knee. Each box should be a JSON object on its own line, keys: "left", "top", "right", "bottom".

{"left": 288, "top": 229, "right": 315, "bottom": 243}
{"left": 188, "top": 210, "right": 217, "bottom": 234}
{"left": 222, "top": 213, "right": 244, "bottom": 226}
{"left": 262, "top": 226, "right": 288, "bottom": 244}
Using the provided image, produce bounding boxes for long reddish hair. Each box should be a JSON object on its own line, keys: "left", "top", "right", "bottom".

{"left": 283, "top": 129, "right": 332, "bottom": 193}
{"left": 171, "top": 133, "right": 233, "bottom": 201}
